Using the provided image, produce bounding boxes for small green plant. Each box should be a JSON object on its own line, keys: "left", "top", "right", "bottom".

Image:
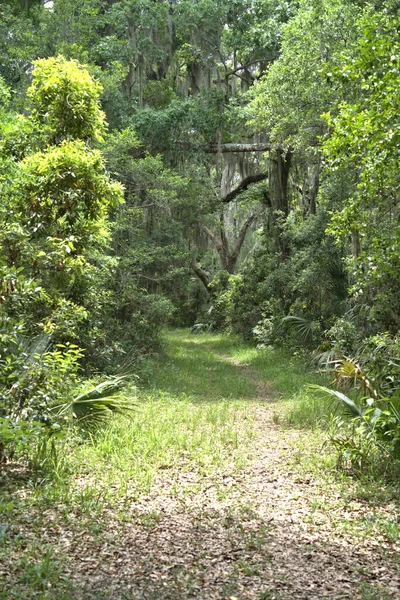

{"left": 281, "top": 315, "right": 321, "bottom": 348}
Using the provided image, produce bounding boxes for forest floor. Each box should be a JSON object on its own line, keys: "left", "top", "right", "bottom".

{"left": 1, "top": 330, "right": 400, "bottom": 599}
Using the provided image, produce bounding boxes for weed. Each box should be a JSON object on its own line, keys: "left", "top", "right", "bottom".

{"left": 358, "top": 582, "right": 392, "bottom": 600}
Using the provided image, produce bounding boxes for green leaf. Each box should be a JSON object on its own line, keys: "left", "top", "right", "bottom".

{"left": 309, "top": 384, "right": 364, "bottom": 417}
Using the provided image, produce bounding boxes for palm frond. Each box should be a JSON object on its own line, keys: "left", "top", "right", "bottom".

{"left": 333, "top": 356, "right": 378, "bottom": 398}
{"left": 309, "top": 384, "right": 364, "bottom": 418}
{"left": 282, "top": 315, "right": 319, "bottom": 345}
{"left": 54, "top": 376, "right": 135, "bottom": 430}
{"left": 71, "top": 376, "right": 127, "bottom": 403}
{"left": 312, "top": 349, "right": 341, "bottom": 370}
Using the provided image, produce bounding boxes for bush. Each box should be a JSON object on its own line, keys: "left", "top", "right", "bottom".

{"left": 0, "top": 322, "right": 83, "bottom": 462}
{"left": 324, "top": 317, "right": 360, "bottom": 354}
{"left": 312, "top": 351, "right": 400, "bottom": 470}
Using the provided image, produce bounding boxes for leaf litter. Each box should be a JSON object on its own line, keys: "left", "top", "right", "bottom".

{"left": 1, "top": 338, "right": 400, "bottom": 599}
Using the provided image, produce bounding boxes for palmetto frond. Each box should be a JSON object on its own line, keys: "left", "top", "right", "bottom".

{"left": 54, "top": 376, "right": 135, "bottom": 430}
{"left": 309, "top": 384, "right": 364, "bottom": 418}
{"left": 282, "top": 315, "right": 319, "bottom": 345}
{"left": 313, "top": 350, "right": 378, "bottom": 399}
{"left": 333, "top": 356, "right": 378, "bottom": 398}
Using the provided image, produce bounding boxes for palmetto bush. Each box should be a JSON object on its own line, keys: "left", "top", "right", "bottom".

{"left": 311, "top": 354, "right": 400, "bottom": 468}
{"left": 0, "top": 325, "right": 134, "bottom": 465}
{"left": 54, "top": 376, "right": 135, "bottom": 432}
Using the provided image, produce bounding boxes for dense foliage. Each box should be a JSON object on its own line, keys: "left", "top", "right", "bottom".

{"left": 1, "top": 0, "right": 400, "bottom": 465}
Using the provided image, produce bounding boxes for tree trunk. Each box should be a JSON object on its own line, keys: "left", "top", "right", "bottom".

{"left": 201, "top": 211, "right": 259, "bottom": 274}
{"left": 269, "top": 148, "right": 292, "bottom": 257}
{"left": 304, "top": 161, "right": 320, "bottom": 216}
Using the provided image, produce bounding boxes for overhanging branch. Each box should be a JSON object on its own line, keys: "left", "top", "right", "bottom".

{"left": 205, "top": 143, "right": 275, "bottom": 154}
{"left": 222, "top": 172, "right": 268, "bottom": 203}
{"left": 191, "top": 259, "right": 210, "bottom": 292}
{"left": 225, "top": 59, "right": 272, "bottom": 78}
{"left": 128, "top": 141, "right": 283, "bottom": 158}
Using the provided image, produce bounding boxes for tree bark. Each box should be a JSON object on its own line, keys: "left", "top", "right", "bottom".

{"left": 222, "top": 172, "right": 268, "bottom": 203}
{"left": 268, "top": 148, "right": 292, "bottom": 257}
{"left": 191, "top": 259, "right": 210, "bottom": 292}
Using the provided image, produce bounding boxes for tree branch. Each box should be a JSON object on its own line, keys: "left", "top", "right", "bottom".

{"left": 191, "top": 259, "right": 210, "bottom": 292}
{"left": 129, "top": 142, "right": 283, "bottom": 158}
{"left": 205, "top": 143, "right": 275, "bottom": 154}
{"left": 231, "top": 212, "right": 260, "bottom": 263}
{"left": 222, "top": 172, "right": 268, "bottom": 203}
{"left": 200, "top": 224, "right": 223, "bottom": 252}
{"left": 225, "top": 58, "right": 271, "bottom": 78}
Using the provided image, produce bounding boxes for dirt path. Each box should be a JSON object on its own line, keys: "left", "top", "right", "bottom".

{"left": 59, "top": 336, "right": 400, "bottom": 600}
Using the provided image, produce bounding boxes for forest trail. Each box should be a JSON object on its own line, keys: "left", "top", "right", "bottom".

{"left": 60, "top": 330, "right": 399, "bottom": 600}
{"left": 5, "top": 331, "right": 400, "bottom": 600}
{"left": 3, "top": 6, "right": 400, "bottom": 599}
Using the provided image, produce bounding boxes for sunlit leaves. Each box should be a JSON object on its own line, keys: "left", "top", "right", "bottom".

{"left": 17, "top": 140, "right": 122, "bottom": 243}
{"left": 323, "top": 10, "right": 400, "bottom": 330}
{"left": 248, "top": 0, "right": 361, "bottom": 149}
{"left": 28, "top": 55, "right": 106, "bottom": 143}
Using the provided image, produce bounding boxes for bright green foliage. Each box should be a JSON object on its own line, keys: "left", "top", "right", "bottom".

{"left": 16, "top": 141, "right": 121, "bottom": 246}
{"left": 323, "top": 10, "right": 400, "bottom": 332}
{"left": 0, "top": 114, "right": 46, "bottom": 160}
{"left": 3, "top": 2, "right": 400, "bottom": 580}
{"left": 0, "top": 57, "right": 125, "bottom": 456}
{"left": 0, "top": 60, "right": 124, "bottom": 347}
{"left": 248, "top": 0, "right": 361, "bottom": 148}
{"left": 28, "top": 56, "right": 106, "bottom": 143}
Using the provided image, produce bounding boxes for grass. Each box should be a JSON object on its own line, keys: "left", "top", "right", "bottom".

{"left": 184, "top": 330, "right": 336, "bottom": 426}
{"left": 0, "top": 329, "right": 261, "bottom": 599}
{"left": 143, "top": 329, "right": 258, "bottom": 400}
{"left": 1, "top": 328, "right": 400, "bottom": 598}
{"left": 64, "top": 391, "right": 253, "bottom": 499}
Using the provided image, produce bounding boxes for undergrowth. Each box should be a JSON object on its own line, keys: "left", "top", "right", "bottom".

{"left": 1, "top": 329, "right": 399, "bottom": 599}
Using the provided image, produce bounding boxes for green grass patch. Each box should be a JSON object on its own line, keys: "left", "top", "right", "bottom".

{"left": 180, "top": 328, "right": 335, "bottom": 428}
{"left": 64, "top": 391, "right": 254, "bottom": 500}
{"left": 143, "top": 329, "right": 258, "bottom": 400}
